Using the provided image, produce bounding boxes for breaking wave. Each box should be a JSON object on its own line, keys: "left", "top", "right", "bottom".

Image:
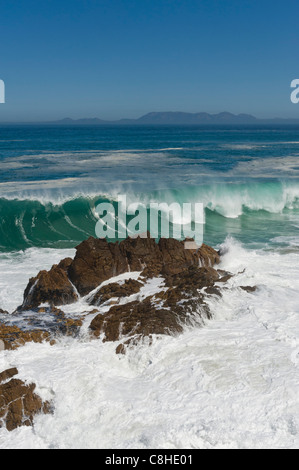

{"left": 0, "top": 180, "right": 299, "bottom": 251}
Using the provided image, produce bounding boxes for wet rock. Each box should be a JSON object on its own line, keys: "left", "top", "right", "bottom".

{"left": 120, "top": 234, "right": 163, "bottom": 274}
{"left": 240, "top": 285, "right": 257, "bottom": 293}
{"left": 21, "top": 235, "right": 220, "bottom": 308}
{"left": 17, "top": 235, "right": 222, "bottom": 351}
{"left": 116, "top": 335, "right": 153, "bottom": 355}
{"left": 21, "top": 259, "right": 78, "bottom": 310}
{"left": 68, "top": 235, "right": 220, "bottom": 297}
{"left": 0, "top": 367, "right": 18, "bottom": 383}
{"left": 0, "top": 305, "right": 83, "bottom": 350}
{"left": 89, "top": 265, "right": 220, "bottom": 350}
{"left": 0, "top": 322, "right": 51, "bottom": 350}
{"left": 68, "top": 238, "right": 128, "bottom": 297}
{"left": 0, "top": 368, "right": 52, "bottom": 431}
{"left": 90, "top": 297, "right": 184, "bottom": 343}
{"left": 204, "top": 286, "right": 222, "bottom": 296}
{"left": 89, "top": 278, "right": 143, "bottom": 306}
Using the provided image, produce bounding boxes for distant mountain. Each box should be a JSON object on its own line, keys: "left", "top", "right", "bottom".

{"left": 3, "top": 112, "right": 299, "bottom": 126}
{"left": 51, "top": 112, "right": 259, "bottom": 125}
{"left": 134, "top": 111, "right": 258, "bottom": 124}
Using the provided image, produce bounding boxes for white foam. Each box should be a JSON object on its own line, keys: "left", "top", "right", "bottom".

{"left": 0, "top": 239, "right": 299, "bottom": 449}
{"left": 0, "top": 247, "right": 76, "bottom": 313}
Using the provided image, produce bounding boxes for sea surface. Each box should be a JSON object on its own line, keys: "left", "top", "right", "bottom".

{"left": 0, "top": 124, "right": 299, "bottom": 449}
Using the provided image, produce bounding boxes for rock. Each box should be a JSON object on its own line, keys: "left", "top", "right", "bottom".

{"left": 68, "top": 235, "right": 220, "bottom": 298}
{"left": 116, "top": 335, "right": 153, "bottom": 355}
{"left": 90, "top": 297, "right": 184, "bottom": 343}
{"left": 120, "top": 234, "right": 163, "bottom": 274}
{"left": 21, "top": 235, "right": 220, "bottom": 308}
{"left": 0, "top": 309, "right": 9, "bottom": 315}
{"left": 0, "top": 305, "right": 83, "bottom": 350}
{"left": 0, "top": 368, "right": 52, "bottom": 431}
{"left": 240, "top": 285, "right": 257, "bottom": 293}
{"left": 16, "top": 235, "right": 222, "bottom": 351}
{"left": 0, "top": 322, "right": 51, "bottom": 350}
{"left": 68, "top": 238, "right": 128, "bottom": 297}
{"left": 89, "top": 265, "right": 220, "bottom": 351}
{"left": 89, "top": 278, "right": 143, "bottom": 306}
{"left": 21, "top": 259, "right": 78, "bottom": 310}
{"left": 0, "top": 367, "right": 18, "bottom": 383}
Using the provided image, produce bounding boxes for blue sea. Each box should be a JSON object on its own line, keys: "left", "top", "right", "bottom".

{"left": 0, "top": 124, "right": 299, "bottom": 449}
{"left": 0, "top": 124, "right": 299, "bottom": 251}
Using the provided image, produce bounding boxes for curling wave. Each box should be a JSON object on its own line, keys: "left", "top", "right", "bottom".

{"left": 0, "top": 180, "right": 299, "bottom": 251}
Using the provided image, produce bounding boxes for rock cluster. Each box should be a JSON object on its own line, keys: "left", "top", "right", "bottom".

{"left": 20, "top": 235, "right": 220, "bottom": 309}
{"left": 0, "top": 235, "right": 259, "bottom": 431}
{"left": 0, "top": 235, "right": 226, "bottom": 357}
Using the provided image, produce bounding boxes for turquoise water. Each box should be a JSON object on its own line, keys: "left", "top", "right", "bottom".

{"left": 0, "top": 124, "right": 299, "bottom": 251}
{"left": 1, "top": 126, "right": 299, "bottom": 449}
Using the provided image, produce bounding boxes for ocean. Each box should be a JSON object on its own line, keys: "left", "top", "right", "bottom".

{"left": 0, "top": 124, "right": 299, "bottom": 448}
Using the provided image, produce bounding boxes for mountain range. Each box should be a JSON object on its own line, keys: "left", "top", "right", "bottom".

{"left": 49, "top": 111, "right": 299, "bottom": 125}
{"left": 2, "top": 112, "right": 299, "bottom": 125}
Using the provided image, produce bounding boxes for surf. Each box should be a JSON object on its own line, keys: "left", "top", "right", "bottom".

{"left": 0, "top": 180, "right": 299, "bottom": 251}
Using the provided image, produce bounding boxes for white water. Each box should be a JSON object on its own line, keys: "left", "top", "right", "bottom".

{"left": 0, "top": 238, "right": 299, "bottom": 449}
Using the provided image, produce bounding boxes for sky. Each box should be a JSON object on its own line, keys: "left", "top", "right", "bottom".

{"left": 0, "top": 0, "right": 299, "bottom": 121}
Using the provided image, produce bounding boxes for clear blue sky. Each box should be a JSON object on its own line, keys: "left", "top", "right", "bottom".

{"left": 1, "top": 0, "right": 299, "bottom": 121}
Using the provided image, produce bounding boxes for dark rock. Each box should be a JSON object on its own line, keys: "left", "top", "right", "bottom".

{"left": 89, "top": 265, "right": 220, "bottom": 350}
{"left": 204, "top": 286, "right": 222, "bottom": 296}
{"left": 68, "top": 238, "right": 129, "bottom": 297}
{"left": 21, "top": 261, "right": 78, "bottom": 310}
{"left": 116, "top": 335, "right": 153, "bottom": 355}
{"left": 68, "top": 235, "right": 220, "bottom": 298}
{"left": 0, "top": 305, "right": 83, "bottom": 349}
{"left": 0, "top": 322, "right": 51, "bottom": 350}
{"left": 0, "top": 368, "right": 18, "bottom": 383}
{"left": 89, "top": 278, "right": 143, "bottom": 306}
{"left": 240, "top": 285, "right": 257, "bottom": 293}
{"left": 90, "top": 298, "right": 184, "bottom": 343}
{"left": 17, "top": 235, "right": 222, "bottom": 351}
{"left": 0, "top": 369, "right": 52, "bottom": 431}
{"left": 120, "top": 234, "right": 163, "bottom": 274}
{"left": 21, "top": 235, "right": 220, "bottom": 308}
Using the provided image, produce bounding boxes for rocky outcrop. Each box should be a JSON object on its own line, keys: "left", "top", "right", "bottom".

{"left": 89, "top": 278, "right": 143, "bottom": 306}
{"left": 0, "top": 323, "right": 51, "bottom": 350}
{"left": 14, "top": 235, "right": 225, "bottom": 354}
{"left": 0, "top": 306, "right": 83, "bottom": 350}
{"left": 90, "top": 298, "right": 184, "bottom": 343}
{"left": 68, "top": 238, "right": 129, "bottom": 297}
{"left": 0, "top": 368, "right": 52, "bottom": 431}
{"left": 21, "top": 258, "right": 78, "bottom": 310}
{"left": 89, "top": 265, "right": 222, "bottom": 353}
{"left": 20, "top": 235, "right": 220, "bottom": 310}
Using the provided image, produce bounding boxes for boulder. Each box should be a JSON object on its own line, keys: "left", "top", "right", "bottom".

{"left": 68, "top": 238, "right": 128, "bottom": 296}
{"left": 0, "top": 368, "right": 52, "bottom": 431}
{"left": 21, "top": 258, "right": 78, "bottom": 310}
